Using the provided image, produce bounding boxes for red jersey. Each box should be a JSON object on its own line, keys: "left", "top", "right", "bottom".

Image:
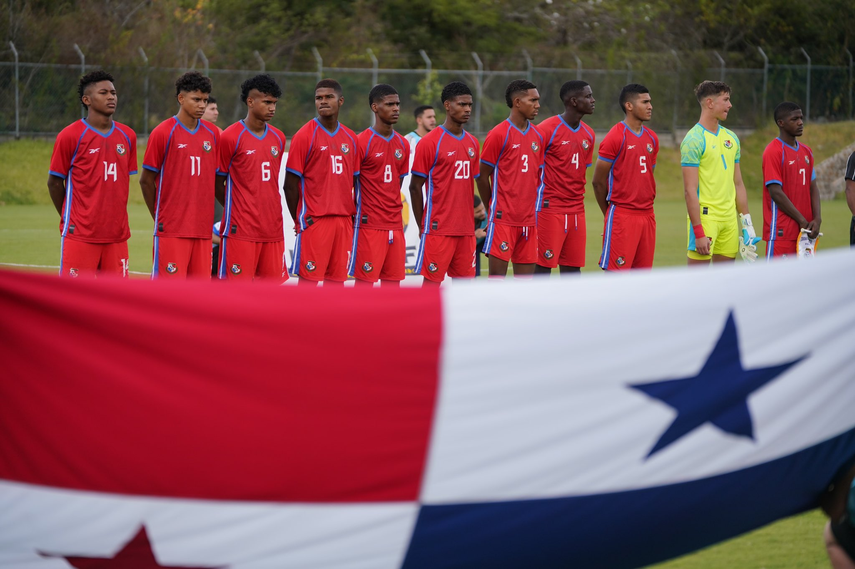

{"left": 411, "top": 125, "right": 481, "bottom": 236}
{"left": 762, "top": 138, "right": 815, "bottom": 241}
{"left": 48, "top": 119, "right": 137, "bottom": 243}
{"left": 217, "top": 121, "right": 286, "bottom": 242}
{"left": 597, "top": 122, "right": 658, "bottom": 212}
{"left": 480, "top": 119, "right": 544, "bottom": 226}
{"left": 537, "top": 116, "right": 595, "bottom": 214}
{"left": 285, "top": 118, "right": 358, "bottom": 231}
{"left": 355, "top": 128, "right": 410, "bottom": 230}
{"left": 142, "top": 117, "right": 220, "bottom": 239}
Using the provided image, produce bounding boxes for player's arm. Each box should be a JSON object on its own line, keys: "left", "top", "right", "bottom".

{"left": 733, "top": 163, "right": 750, "bottom": 216}
{"left": 767, "top": 183, "right": 808, "bottom": 229}
{"left": 215, "top": 174, "right": 226, "bottom": 207}
{"left": 592, "top": 160, "right": 611, "bottom": 216}
{"left": 476, "top": 162, "right": 494, "bottom": 213}
{"left": 139, "top": 169, "right": 158, "bottom": 219}
{"left": 409, "top": 174, "right": 426, "bottom": 236}
{"left": 806, "top": 177, "right": 822, "bottom": 239}
{"left": 47, "top": 175, "right": 65, "bottom": 216}
{"left": 283, "top": 172, "right": 300, "bottom": 221}
{"left": 845, "top": 152, "right": 855, "bottom": 216}
{"left": 681, "top": 166, "right": 711, "bottom": 256}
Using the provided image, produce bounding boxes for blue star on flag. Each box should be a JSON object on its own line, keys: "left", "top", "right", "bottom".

{"left": 631, "top": 311, "right": 807, "bottom": 458}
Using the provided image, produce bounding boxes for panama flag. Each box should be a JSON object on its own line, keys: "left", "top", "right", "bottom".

{"left": 1, "top": 249, "right": 854, "bottom": 568}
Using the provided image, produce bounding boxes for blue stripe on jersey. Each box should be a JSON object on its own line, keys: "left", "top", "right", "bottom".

{"left": 414, "top": 233, "right": 427, "bottom": 274}
{"left": 767, "top": 202, "right": 778, "bottom": 260}
{"left": 151, "top": 236, "right": 160, "bottom": 279}
{"left": 153, "top": 122, "right": 180, "bottom": 236}
{"left": 290, "top": 233, "right": 303, "bottom": 278}
{"left": 599, "top": 204, "right": 616, "bottom": 269}
{"left": 421, "top": 130, "right": 447, "bottom": 236}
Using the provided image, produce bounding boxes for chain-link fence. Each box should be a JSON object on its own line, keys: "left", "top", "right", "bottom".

{"left": 1, "top": 48, "right": 852, "bottom": 139}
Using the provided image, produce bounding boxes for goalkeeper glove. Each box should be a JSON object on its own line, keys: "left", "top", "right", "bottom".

{"left": 797, "top": 228, "right": 821, "bottom": 259}
{"left": 738, "top": 213, "right": 761, "bottom": 263}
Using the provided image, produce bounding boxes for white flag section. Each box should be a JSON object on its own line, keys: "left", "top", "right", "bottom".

{"left": 1, "top": 249, "right": 854, "bottom": 568}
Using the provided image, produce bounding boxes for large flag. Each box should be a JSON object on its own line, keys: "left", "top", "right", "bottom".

{"left": 1, "top": 250, "right": 854, "bottom": 568}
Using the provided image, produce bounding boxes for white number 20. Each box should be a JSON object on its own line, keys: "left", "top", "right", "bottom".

{"left": 454, "top": 160, "right": 470, "bottom": 179}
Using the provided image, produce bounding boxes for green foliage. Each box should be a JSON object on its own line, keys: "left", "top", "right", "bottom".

{"left": 415, "top": 71, "right": 442, "bottom": 106}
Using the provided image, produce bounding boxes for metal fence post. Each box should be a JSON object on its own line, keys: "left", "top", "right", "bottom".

{"left": 253, "top": 50, "right": 265, "bottom": 72}
{"left": 419, "top": 49, "right": 431, "bottom": 89}
{"left": 522, "top": 49, "right": 533, "bottom": 82}
{"left": 574, "top": 54, "right": 582, "bottom": 80}
{"left": 800, "top": 48, "right": 811, "bottom": 121}
{"left": 846, "top": 48, "right": 853, "bottom": 120}
{"left": 138, "top": 47, "right": 149, "bottom": 137}
{"left": 758, "top": 47, "right": 769, "bottom": 121}
{"left": 471, "top": 52, "right": 483, "bottom": 134}
{"left": 9, "top": 41, "right": 19, "bottom": 139}
{"left": 366, "top": 48, "right": 379, "bottom": 128}
{"left": 73, "top": 44, "right": 86, "bottom": 118}
{"left": 671, "top": 50, "right": 681, "bottom": 143}
{"left": 714, "top": 51, "right": 725, "bottom": 82}
{"left": 312, "top": 47, "right": 323, "bottom": 83}
{"left": 626, "top": 59, "right": 632, "bottom": 84}
{"left": 196, "top": 49, "right": 209, "bottom": 77}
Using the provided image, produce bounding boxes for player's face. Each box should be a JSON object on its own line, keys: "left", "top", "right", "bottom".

{"left": 710, "top": 92, "right": 732, "bottom": 121}
{"left": 517, "top": 89, "right": 540, "bottom": 121}
{"left": 574, "top": 86, "right": 596, "bottom": 115}
{"left": 373, "top": 94, "right": 400, "bottom": 126}
{"left": 178, "top": 90, "right": 209, "bottom": 120}
{"left": 247, "top": 89, "right": 277, "bottom": 123}
{"left": 315, "top": 88, "right": 343, "bottom": 118}
{"left": 474, "top": 203, "right": 486, "bottom": 221}
{"left": 202, "top": 102, "right": 219, "bottom": 123}
{"left": 628, "top": 93, "right": 653, "bottom": 122}
{"left": 83, "top": 81, "right": 117, "bottom": 117}
{"left": 444, "top": 95, "right": 473, "bottom": 125}
{"left": 779, "top": 109, "right": 804, "bottom": 138}
{"left": 418, "top": 109, "right": 437, "bottom": 131}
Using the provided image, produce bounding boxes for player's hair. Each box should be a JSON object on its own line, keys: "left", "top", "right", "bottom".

{"left": 474, "top": 194, "right": 482, "bottom": 207}
{"left": 240, "top": 74, "right": 282, "bottom": 104}
{"left": 441, "top": 81, "right": 472, "bottom": 103}
{"left": 175, "top": 71, "right": 212, "bottom": 98}
{"left": 78, "top": 70, "right": 114, "bottom": 109}
{"left": 560, "top": 80, "right": 589, "bottom": 104}
{"left": 316, "top": 78, "right": 343, "bottom": 97}
{"left": 618, "top": 83, "right": 649, "bottom": 113}
{"left": 414, "top": 105, "right": 433, "bottom": 120}
{"left": 695, "top": 80, "right": 731, "bottom": 103}
{"left": 505, "top": 79, "right": 537, "bottom": 108}
{"left": 207, "top": 95, "right": 217, "bottom": 105}
{"left": 368, "top": 83, "right": 398, "bottom": 106}
{"left": 774, "top": 101, "right": 802, "bottom": 123}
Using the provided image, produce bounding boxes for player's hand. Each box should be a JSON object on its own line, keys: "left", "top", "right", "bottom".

{"left": 806, "top": 219, "right": 821, "bottom": 240}
{"left": 695, "top": 236, "right": 712, "bottom": 256}
{"left": 739, "top": 213, "right": 761, "bottom": 248}
{"left": 475, "top": 228, "right": 486, "bottom": 240}
{"left": 739, "top": 241, "right": 758, "bottom": 263}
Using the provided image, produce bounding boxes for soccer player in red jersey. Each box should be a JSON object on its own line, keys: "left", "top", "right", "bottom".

{"left": 349, "top": 84, "right": 410, "bottom": 287}
{"left": 202, "top": 95, "right": 223, "bottom": 134}
{"left": 592, "top": 83, "right": 658, "bottom": 271}
{"left": 48, "top": 70, "right": 137, "bottom": 278}
{"left": 410, "top": 81, "right": 480, "bottom": 287}
{"left": 285, "top": 79, "right": 358, "bottom": 287}
{"left": 215, "top": 74, "right": 288, "bottom": 283}
{"left": 534, "top": 80, "right": 596, "bottom": 277}
{"left": 762, "top": 102, "right": 821, "bottom": 259}
{"left": 140, "top": 71, "right": 219, "bottom": 279}
{"left": 477, "top": 79, "right": 544, "bottom": 279}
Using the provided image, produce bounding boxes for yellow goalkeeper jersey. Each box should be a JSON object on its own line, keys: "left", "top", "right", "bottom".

{"left": 680, "top": 124, "right": 740, "bottom": 221}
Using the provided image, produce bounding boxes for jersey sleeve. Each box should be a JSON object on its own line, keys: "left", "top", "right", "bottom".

{"left": 680, "top": 128, "right": 704, "bottom": 167}
{"left": 480, "top": 127, "right": 502, "bottom": 168}
{"left": 217, "top": 128, "right": 238, "bottom": 176}
{"left": 48, "top": 127, "right": 77, "bottom": 179}
{"left": 585, "top": 127, "right": 596, "bottom": 167}
{"left": 650, "top": 131, "right": 659, "bottom": 167}
{"left": 399, "top": 135, "right": 411, "bottom": 177}
{"left": 345, "top": 128, "right": 359, "bottom": 176}
{"left": 471, "top": 135, "right": 481, "bottom": 179}
{"left": 411, "top": 135, "right": 434, "bottom": 178}
{"left": 762, "top": 143, "right": 783, "bottom": 186}
{"left": 128, "top": 129, "right": 138, "bottom": 175}
{"left": 285, "top": 125, "right": 310, "bottom": 177}
{"left": 733, "top": 133, "right": 741, "bottom": 163}
{"left": 597, "top": 128, "right": 620, "bottom": 163}
{"left": 846, "top": 152, "right": 855, "bottom": 181}
{"left": 142, "top": 123, "right": 167, "bottom": 173}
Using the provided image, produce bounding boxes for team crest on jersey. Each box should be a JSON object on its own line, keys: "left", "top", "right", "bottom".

{"left": 68, "top": 268, "right": 79, "bottom": 278}
{"left": 582, "top": 140, "right": 590, "bottom": 150}
{"left": 271, "top": 146, "right": 279, "bottom": 157}
{"left": 116, "top": 144, "right": 126, "bottom": 155}
{"left": 467, "top": 147, "right": 475, "bottom": 158}
{"left": 804, "top": 155, "right": 810, "bottom": 164}
{"left": 363, "top": 262, "right": 373, "bottom": 273}
{"left": 306, "top": 261, "right": 316, "bottom": 272}
{"left": 544, "top": 249, "right": 554, "bottom": 260}
{"left": 394, "top": 148, "right": 403, "bottom": 160}
{"left": 230, "top": 263, "right": 242, "bottom": 275}
{"left": 166, "top": 262, "right": 177, "bottom": 274}
{"left": 500, "top": 241, "right": 509, "bottom": 252}
{"left": 646, "top": 143, "right": 654, "bottom": 153}
{"left": 723, "top": 139, "right": 733, "bottom": 149}
{"left": 203, "top": 141, "right": 212, "bottom": 152}
{"left": 428, "top": 262, "right": 438, "bottom": 273}
{"left": 616, "top": 256, "right": 626, "bottom": 267}
{"left": 531, "top": 142, "right": 539, "bottom": 152}
{"left": 341, "top": 143, "right": 350, "bottom": 154}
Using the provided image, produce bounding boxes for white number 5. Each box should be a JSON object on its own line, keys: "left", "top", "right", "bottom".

{"left": 639, "top": 156, "right": 647, "bottom": 174}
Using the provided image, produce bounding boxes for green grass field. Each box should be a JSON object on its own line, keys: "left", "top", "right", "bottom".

{"left": 1, "top": 124, "right": 852, "bottom": 567}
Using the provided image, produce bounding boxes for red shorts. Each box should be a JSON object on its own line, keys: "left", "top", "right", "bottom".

{"left": 291, "top": 216, "right": 353, "bottom": 282}
{"left": 765, "top": 239, "right": 796, "bottom": 259}
{"left": 60, "top": 239, "right": 128, "bottom": 278}
{"left": 537, "top": 211, "right": 586, "bottom": 268}
{"left": 218, "top": 238, "right": 287, "bottom": 283}
{"left": 598, "top": 206, "right": 656, "bottom": 271}
{"left": 417, "top": 234, "right": 476, "bottom": 283}
{"left": 153, "top": 236, "right": 212, "bottom": 279}
{"left": 482, "top": 223, "right": 537, "bottom": 264}
{"left": 350, "top": 227, "right": 406, "bottom": 282}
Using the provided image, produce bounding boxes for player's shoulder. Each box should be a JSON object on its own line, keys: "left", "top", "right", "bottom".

{"left": 720, "top": 125, "right": 739, "bottom": 143}
{"left": 357, "top": 127, "right": 374, "bottom": 142}
{"left": 762, "top": 137, "right": 783, "bottom": 155}
{"left": 645, "top": 126, "right": 659, "bottom": 143}
{"left": 198, "top": 119, "right": 221, "bottom": 139}
{"left": 292, "top": 118, "right": 319, "bottom": 138}
{"left": 56, "top": 119, "right": 88, "bottom": 141}
{"left": 339, "top": 123, "right": 358, "bottom": 140}
{"left": 267, "top": 123, "right": 286, "bottom": 141}
{"left": 538, "top": 115, "right": 560, "bottom": 131}
{"left": 680, "top": 123, "right": 706, "bottom": 147}
{"left": 579, "top": 120, "right": 595, "bottom": 138}
{"left": 149, "top": 117, "right": 177, "bottom": 137}
{"left": 112, "top": 120, "right": 137, "bottom": 142}
{"left": 420, "top": 126, "right": 445, "bottom": 145}
{"left": 462, "top": 129, "right": 480, "bottom": 147}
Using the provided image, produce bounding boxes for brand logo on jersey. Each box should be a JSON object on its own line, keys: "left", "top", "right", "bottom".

{"left": 341, "top": 143, "right": 350, "bottom": 154}
{"left": 306, "top": 261, "right": 316, "bottom": 272}
{"left": 627, "top": 145, "right": 636, "bottom": 150}
{"left": 230, "top": 263, "right": 242, "bottom": 275}
{"left": 428, "top": 262, "right": 438, "bottom": 273}
{"left": 582, "top": 140, "right": 590, "bottom": 149}
{"left": 447, "top": 151, "right": 457, "bottom": 157}
{"left": 512, "top": 144, "right": 521, "bottom": 149}
{"left": 616, "top": 256, "right": 626, "bottom": 267}
{"left": 647, "top": 143, "right": 654, "bottom": 153}
{"left": 375, "top": 152, "right": 384, "bottom": 158}
{"left": 467, "top": 147, "right": 475, "bottom": 157}
{"left": 271, "top": 146, "right": 279, "bottom": 157}
{"left": 561, "top": 140, "right": 572, "bottom": 145}
{"left": 166, "top": 262, "right": 177, "bottom": 274}
{"left": 88, "top": 148, "right": 100, "bottom": 154}
{"left": 116, "top": 144, "right": 126, "bottom": 155}
{"left": 531, "top": 142, "right": 539, "bottom": 152}
{"left": 544, "top": 249, "right": 554, "bottom": 259}
{"left": 394, "top": 149, "right": 403, "bottom": 160}
{"left": 246, "top": 150, "right": 256, "bottom": 155}
{"left": 363, "top": 262, "right": 373, "bottom": 273}
{"left": 500, "top": 241, "right": 509, "bottom": 252}
{"left": 203, "top": 141, "right": 212, "bottom": 152}
{"left": 177, "top": 143, "right": 188, "bottom": 149}
{"left": 68, "top": 268, "right": 79, "bottom": 278}
{"left": 320, "top": 146, "right": 329, "bottom": 151}
{"left": 724, "top": 139, "right": 733, "bottom": 149}
{"left": 789, "top": 160, "right": 796, "bottom": 165}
